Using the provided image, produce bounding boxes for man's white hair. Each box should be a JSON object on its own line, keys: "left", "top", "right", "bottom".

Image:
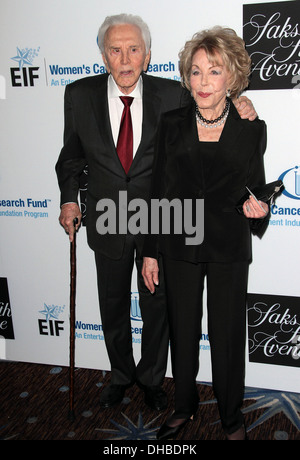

{"left": 98, "top": 13, "right": 151, "bottom": 54}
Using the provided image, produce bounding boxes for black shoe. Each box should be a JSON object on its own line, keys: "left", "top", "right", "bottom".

{"left": 157, "top": 414, "right": 194, "bottom": 440}
{"left": 99, "top": 384, "right": 127, "bottom": 408}
{"left": 225, "top": 423, "right": 248, "bottom": 440}
{"left": 144, "top": 386, "right": 168, "bottom": 411}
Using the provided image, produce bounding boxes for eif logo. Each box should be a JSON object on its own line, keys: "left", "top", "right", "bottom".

{"left": 10, "top": 47, "right": 40, "bottom": 87}
{"left": 38, "top": 303, "right": 65, "bottom": 337}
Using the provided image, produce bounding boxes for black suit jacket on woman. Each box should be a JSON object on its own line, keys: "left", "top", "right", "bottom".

{"left": 142, "top": 101, "right": 268, "bottom": 264}
{"left": 56, "top": 73, "right": 191, "bottom": 259}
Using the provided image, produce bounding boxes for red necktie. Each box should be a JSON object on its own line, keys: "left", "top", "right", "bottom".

{"left": 116, "top": 96, "right": 133, "bottom": 174}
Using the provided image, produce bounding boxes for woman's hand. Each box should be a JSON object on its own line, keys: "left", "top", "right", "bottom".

{"left": 142, "top": 257, "right": 159, "bottom": 294}
{"left": 243, "top": 195, "right": 268, "bottom": 219}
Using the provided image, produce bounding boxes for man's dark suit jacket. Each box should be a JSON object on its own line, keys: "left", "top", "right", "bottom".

{"left": 142, "top": 101, "right": 268, "bottom": 264}
{"left": 56, "top": 72, "right": 191, "bottom": 259}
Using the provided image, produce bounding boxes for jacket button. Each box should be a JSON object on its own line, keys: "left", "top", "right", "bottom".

{"left": 126, "top": 176, "right": 131, "bottom": 182}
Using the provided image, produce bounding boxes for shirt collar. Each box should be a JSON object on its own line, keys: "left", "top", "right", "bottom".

{"left": 108, "top": 74, "right": 143, "bottom": 99}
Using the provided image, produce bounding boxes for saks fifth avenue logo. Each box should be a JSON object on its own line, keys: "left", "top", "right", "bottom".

{"left": 247, "top": 294, "right": 300, "bottom": 368}
{"left": 0, "top": 278, "right": 15, "bottom": 340}
{"left": 243, "top": 1, "right": 300, "bottom": 90}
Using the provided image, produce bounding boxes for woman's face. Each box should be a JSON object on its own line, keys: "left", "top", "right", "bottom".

{"left": 190, "top": 48, "right": 231, "bottom": 115}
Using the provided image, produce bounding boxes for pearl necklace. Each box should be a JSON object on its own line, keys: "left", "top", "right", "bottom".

{"left": 195, "top": 99, "right": 230, "bottom": 128}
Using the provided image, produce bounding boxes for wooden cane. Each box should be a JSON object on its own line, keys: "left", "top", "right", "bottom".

{"left": 68, "top": 217, "right": 78, "bottom": 422}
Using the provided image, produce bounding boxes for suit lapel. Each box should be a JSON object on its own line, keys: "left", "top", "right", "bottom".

{"left": 205, "top": 102, "right": 245, "bottom": 186}
{"left": 216, "top": 101, "right": 244, "bottom": 160}
{"left": 89, "top": 74, "right": 128, "bottom": 173}
{"left": 179, "top": 102, "right": 200, "bottom": 159}
{"left": 130, "top": 74, "right": 162, "bottom": 170}
{"left": 89, "top": 74, "right": 114, "bottom": 146}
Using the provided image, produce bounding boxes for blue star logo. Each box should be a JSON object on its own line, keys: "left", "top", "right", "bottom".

{"left": 11, "top": 47, "right": 40, "bottom": 70}
{"left": 39, "top": 304, "right": 60, "bottom": 321}
{"left": 11, "top": 48, "right": 32, "bottom": 70}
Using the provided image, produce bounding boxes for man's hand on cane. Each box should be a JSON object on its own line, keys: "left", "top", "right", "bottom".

{"left": 59, "top": 203, "right": 82, "bottom": 242}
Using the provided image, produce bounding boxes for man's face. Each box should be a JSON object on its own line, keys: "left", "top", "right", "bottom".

{"left": 102, "top": 23, "right": 151, "bottom": 95}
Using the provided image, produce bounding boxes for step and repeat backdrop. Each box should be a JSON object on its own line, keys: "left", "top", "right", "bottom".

{"left": 0, "top": 0, "right": 299, "bottom": 392}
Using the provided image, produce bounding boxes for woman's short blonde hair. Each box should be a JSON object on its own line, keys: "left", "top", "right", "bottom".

{"left": 179, "top": 26, "right": 251, "bottom": 99}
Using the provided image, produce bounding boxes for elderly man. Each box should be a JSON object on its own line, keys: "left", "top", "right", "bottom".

{"left": 56, "top": 14, "right": 256, "bottom": 411}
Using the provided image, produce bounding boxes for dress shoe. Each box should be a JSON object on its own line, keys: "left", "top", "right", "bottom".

{"left": 225, "top": 423, "right": 248, "bottom": 440}
{"left": 157, "top": 413, "right": 194, "bottom": 440}
{"left": 99, "top": 384, "right": 127, "bottom": 408}
{"left": 144, "top": 386, "right": 168, "bottom": 411}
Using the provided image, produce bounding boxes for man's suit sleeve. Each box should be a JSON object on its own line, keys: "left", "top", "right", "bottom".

{"left": 55, "top": 84, "right": 87, "bottom": 206}
{"left": 180, "top": 86, "right": 192, "bottom": 108}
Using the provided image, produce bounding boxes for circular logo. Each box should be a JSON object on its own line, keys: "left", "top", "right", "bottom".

{"left": 279, "top": 166, "right": 300, "bottom": 200}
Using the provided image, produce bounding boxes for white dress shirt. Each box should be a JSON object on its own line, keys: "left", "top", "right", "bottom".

{"left": 107, "top": 74, "right": 143, "bottom": 158}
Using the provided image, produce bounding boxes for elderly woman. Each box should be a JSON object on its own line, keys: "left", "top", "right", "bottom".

{"left": 142, "top": 26, "right": 269, "bottom": 440}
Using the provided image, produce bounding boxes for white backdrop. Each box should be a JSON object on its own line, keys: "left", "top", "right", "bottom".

{"left": 0, "top": 0, "right": 299, "bottom": 392}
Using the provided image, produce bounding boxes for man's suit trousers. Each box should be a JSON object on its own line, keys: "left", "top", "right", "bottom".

{"left": 95, "top": 235, "right": 169, "bottom": 387}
